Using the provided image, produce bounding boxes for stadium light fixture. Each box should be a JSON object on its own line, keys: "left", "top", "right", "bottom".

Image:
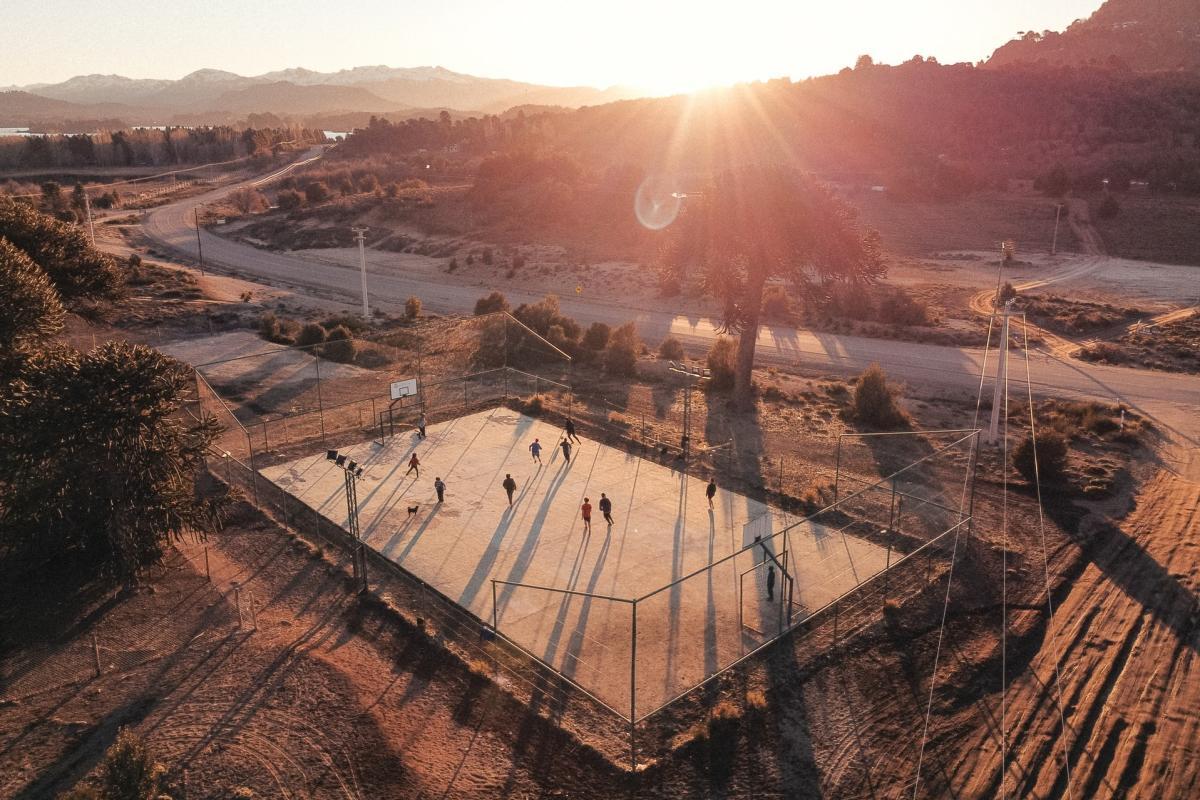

{"left": 327, "top": 449, "right": 338, "bottom": 461}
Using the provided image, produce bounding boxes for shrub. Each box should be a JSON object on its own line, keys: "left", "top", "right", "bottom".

{"left": 604, "top": 322, "right": 640, "bottom": 376}
{"left": 826, "top": 282, "right": 873, "bottom": 320}
{"left": 1079, "top": 342, "right": 1124, "bottom": 364}
{"left": 582, "top": 322, "right": 611, "bottom": 351}
{"left": 466, "top": 253, "right": 475, "bottom": 266}
{"left": 357, "top": 174, "right": 379, "bottom": 193}
{"left": 1097, "top": 194, "right": 1120, "bottom": 219}
{"left": 127, "top": 253, "right": 142, "bottom": 268}
{"left": 276, "top": 189, "right": 302, "bottom": 211}
{"left": 658, "top": 273, "right": 681, "bottom": 297}
{"left": 998, "top": 281, "right": 1018, "bottom": 305}
{"left": 512, "top": 253, "right": 526, "bottom": 269}
{"left": 258, "top": 311, "right": 281, "bottom": 342}
{"left": 877, "top": 288, "right": 930, "bottom": 326}
{"left": 404, "top": 296, "right": 421, "bottom": 319}
{"left": 447, "top": 257, "right": 458, "bottom": 272}
{"left": 0, "top": 236, "right": 65, "bottom": 350}
{"left": 1013, "top": 429, "right": 1069, "bottom": 487}
{"left": 658, "top": 336, "right": 685, "bottom": 361}
{"left": 473, "top": 291, "right": 509, "bottom": 315}
{"left": 761, "top": 285, "right": 790, "bottom": 319}
{"left": 295, "top": 322, "right": 327, "bottom": 349}
{"left": 323, "top": 325, "right": 357, "bottom": 363}
{"left": 852, "top": 363, "right": 906, "bottom": 428}
{"left": 706, "top": 337, "right": 737, "bottom": 391}
{"left": 303, "top": 181, "right": 330, "bottom": 203}
{"left": 102, "top": 728, "right": 164, "bottom": 800}
{"left": 482, "top": 248, "right": 494, "bottom": 265}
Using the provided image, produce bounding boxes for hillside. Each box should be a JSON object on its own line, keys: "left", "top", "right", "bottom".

{"left": 987, "top": 0, "right": 1200, "bottom": 72}
{"left": 207, "top": 82, "right": 395, "bottom": 115}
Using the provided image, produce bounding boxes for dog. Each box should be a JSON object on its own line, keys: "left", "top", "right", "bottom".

{"left": 407, "top": 504, "right": 420, "bottom": 516}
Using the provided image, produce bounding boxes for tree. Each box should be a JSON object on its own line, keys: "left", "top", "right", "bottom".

{"left": 404, "top": 296, "right": 422, "bottom": 319}
{"left": 705, "top": 337, "right": 737, "bottom": 391}
{"left": 663, "top": 167, "right": 884, "bottom": 409}
{"left": 101, "top": 727, "right": 165, "bottom": 800}
{"left": 0, "top": 199, "right": 123, "bottom": 301}
{"left": 0, "top": 236, "right": 65, "bottom": 353}
{"left": 303, "top": 182, "right": 330, "bottom": 203}
{"left": 0, "top": 342, "right": 223, "bottom": 581}
{"left": 855, "top": 54, "right": 875, "bottom": 69}
{"left": 604, "top": 322, "right": 640, "bottom": 376}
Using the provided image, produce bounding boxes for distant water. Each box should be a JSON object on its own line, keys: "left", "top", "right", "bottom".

{"left": 323, "top": 131, "right": 349, "bottom": 140}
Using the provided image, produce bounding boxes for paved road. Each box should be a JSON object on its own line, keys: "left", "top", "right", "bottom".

{"left": 143, "top": 158, "right": 1200, "bottom": 478}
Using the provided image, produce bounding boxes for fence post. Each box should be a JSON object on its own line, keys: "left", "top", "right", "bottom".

{"left": 314, "top": 355, "right": 326, "bottom": 446}
{"left": 282, "top": 414, "right": 289, "bottom": 445}
{"left": 492, "top": 579, "right": 499, "bottom": 631}
{"left": 779, "top": 457, "right": 785, "bottom": 494}
{"left": 262, "top": 421, "right": 268, "bottom": 453}
{"left": 630, "top": 598, "right": 638, "bottom": 771}
{"left": 204, "top": 546, "right": 211, "bottom": 582}
{"left": 92, "top": 633, "right": 102, "bottom": 677}
{"left": 235, "top": 588, "right": 242, "bottom": 629}
{"left": 249, "top": 591, "right": 258, "bottom": 631}
{"left": 833, "top": 437, "right": 843, "bottom": 503}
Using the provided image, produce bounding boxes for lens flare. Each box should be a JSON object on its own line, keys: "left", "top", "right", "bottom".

{"left": 634, "top": 175, "right": 682, "bottom": 230}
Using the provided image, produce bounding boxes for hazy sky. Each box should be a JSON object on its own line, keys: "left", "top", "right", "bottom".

{"left": 6, "top": 0, "right": 1104, "bottom": 92}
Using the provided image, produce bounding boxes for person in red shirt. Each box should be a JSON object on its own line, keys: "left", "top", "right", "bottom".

{"left": 406, "top": 452, "right": 420, "bottom": 478}
{"left": 580, "top": 497, "right": 592, "bottom": 534}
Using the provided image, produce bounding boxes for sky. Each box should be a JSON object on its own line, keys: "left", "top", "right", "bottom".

{"left": 5, "top": 0, "right": 1105, "bottom": 93}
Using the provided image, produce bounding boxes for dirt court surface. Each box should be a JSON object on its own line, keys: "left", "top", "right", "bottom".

{"left": 261, "top": 407, "right": 892, "bottom": 717}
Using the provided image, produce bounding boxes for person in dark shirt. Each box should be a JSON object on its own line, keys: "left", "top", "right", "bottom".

{"left": 502, "top": 473, "right": 517, "bottom": 506}
{"left": 565, "top": 418, "right": 581, "bottom": 444}
{"left": 599, "top": 493, "right": 614, "bottom": 526}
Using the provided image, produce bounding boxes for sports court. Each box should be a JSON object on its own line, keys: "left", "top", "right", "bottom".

{"left": 261, "top": 406, "right": 893, "bottom": 717}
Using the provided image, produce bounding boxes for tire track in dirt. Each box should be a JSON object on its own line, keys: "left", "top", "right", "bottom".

{"left": 951, "top": 471, "right": 1200, "bottom": 798}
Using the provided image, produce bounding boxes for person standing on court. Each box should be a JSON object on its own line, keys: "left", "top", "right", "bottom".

{"left": 529, "top": 438, "right": 542, "bottom": 464}
{"left": 565, "top": 417, "right": 581, "bottom": 444}
{"left": 580, "top": 497, "right": 592, "bottom": 533}
{"left": 434, "top": 476, "right": 446, "bottom": 503}
{"left": 706, "top": 478, "right": 717, "bottom": 509}
{"left": 766, "top": 564, "right": 776, "bottom": 601}
{"left": 599, "top": 493, "right": 614, "bottom": 527}
{"left": 560, "top": 438, "right": 571, "bottom": 463}
{"left": 417, "top": 412, "right": 427, "bottom": 439}
{"left": 406, "top": 452, "right": 421, "bottom": 478}
{"left": 502, "top": 473, "right": 517, "bottom": 506}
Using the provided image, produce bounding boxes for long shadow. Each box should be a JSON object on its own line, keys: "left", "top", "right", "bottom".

{"left": 557, "top": 529, "right": 614, "bottom": 685}
{"left": 495, "top": 459, "right": 573, "bottom": 613}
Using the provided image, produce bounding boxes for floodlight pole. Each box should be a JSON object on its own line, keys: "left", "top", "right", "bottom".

{"left": 986, "top": 300, "right": 1015, "bottom": 445}
{"left": 1051, "top": 203, "right": 1063, "bottom": 256}
{"left": 353, "top": 226, "right": 370, "bottom": 319}
{"left": 669, "top": 363, "right": 708, "bottom": 465}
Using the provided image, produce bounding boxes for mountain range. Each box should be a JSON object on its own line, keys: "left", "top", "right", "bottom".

{"left": 0, "top": 65, "right": 640, "bottom": 128}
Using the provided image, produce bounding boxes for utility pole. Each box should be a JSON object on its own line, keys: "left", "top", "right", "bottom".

{"left": 353, "top": 227, "right": 370, "bottom": 319}
{"left": 1050, "top": 203, "right": 1063, "bottom": 256}
{"left": 194, "top": 206, "right": 205, "bottom": 275}
{"left": 986, "top": 300, "right": 1015, "bottom": 445}
{"left": 83, "top": 192, "right": 96, "bottom": 246}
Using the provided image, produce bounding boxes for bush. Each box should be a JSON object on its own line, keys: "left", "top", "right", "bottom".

{"left": 276, "top": 189, "right": 302, "bottom": 211}
{"left": 877, "top": 288, "right": 929, "bottom": 326}
{"left": 658, "top": 273, "right": 681, "bottom": 297}
{"left": 582, "top": 322, "right": 611, "bottom": 351}
{"left": 0, "top": 236, "right": 65, "bottom": 350}
{"left": 295, "top": 321, "right": 327, "bottom": 349}
{"left": 761, "top": 286, "right": 790, "bottom": 319}
{"left": 357, "top": 174, "right": 379, "bottom": 193}
{"left": 1097, "top": 194, "right": 1120, "bottom": 219}
{"left": 323, "top": 325, "right": 357, "bottom": 363}
{"left": 482, "top": 248, "right": 494, "bottom": 265}
{"left": 512, "top": 253, "right": 526, "bottom": 269}
{"left": 1013, "top": 429, "right": 1069, "bottom": 487}
{"left": 102, "top": 728, "right": 164, "bottom": 800}
{"left": 473, "top": 291, "right": 509, "bottom": 315}
{"left": 706, "top": 337, "right": 737, "bottom": 391}
{"left": 447, "top": 257, "right": 458, "bottom": 272}
{"left": 303, "top": 181, "right": 330, "bottom": 203}
{"left": 258, "top": 311, "right": 281, "bottom": 342}
{"left": 658, "top": 337, "right": 685, "bottom": 360}
{"left": 466, "top": 253, "right": 475, "bottom": 266}
{"left": 852, "top": 364, "right": 906, "bottom": 428}
{"left": 404, "top": 296, "right": 421, "bottom": 319}
{"left": 998, "top": 281, "right": 1018, "bottom": 305}
{"left": 604, "top": 322, "right": 640, "bottom": 376}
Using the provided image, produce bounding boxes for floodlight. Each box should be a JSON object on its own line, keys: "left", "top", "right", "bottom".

{"left": 326, "top": 449, "right": 338, "bottom": 461}
{"left": 346, "top": 460, "right": 358, "bottom": 473}
{"left": 336, "top": 454, "right": 347, "bottom": 467}
{"left": 354, "top": 466, "right": 364, "bottom": 477}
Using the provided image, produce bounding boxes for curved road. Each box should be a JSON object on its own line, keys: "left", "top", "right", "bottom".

{"left": 143, "top": 158, "right": 1200, "bottom": 478}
